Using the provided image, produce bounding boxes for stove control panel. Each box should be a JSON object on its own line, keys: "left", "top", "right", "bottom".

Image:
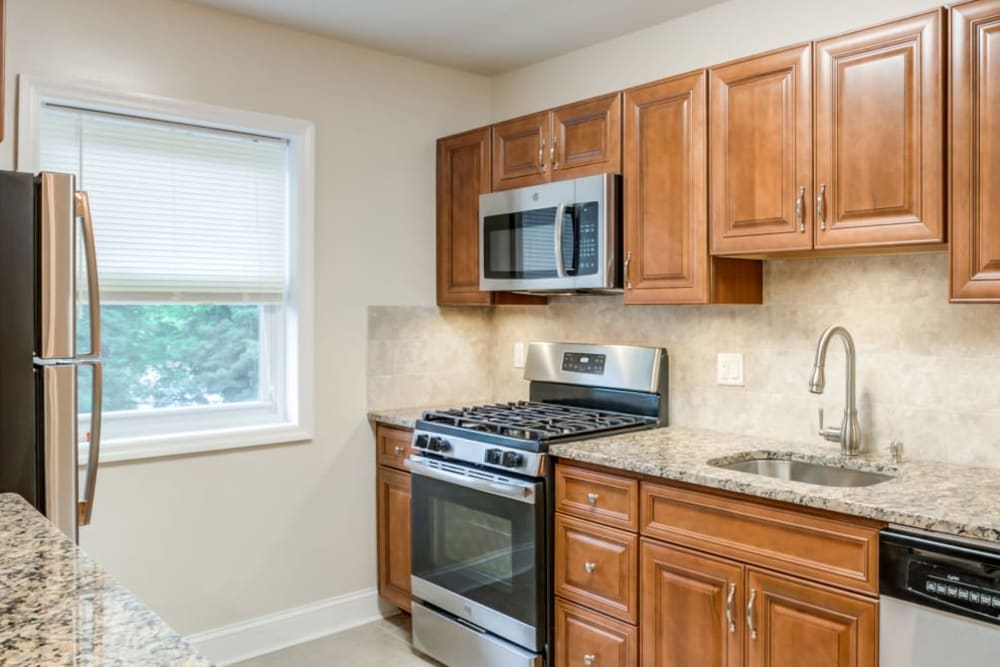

{"left": 411, "top": 430, "right": 546, "bottom": 477}
{"left": 562, "top": 352, "right": 606, "bottom": 375}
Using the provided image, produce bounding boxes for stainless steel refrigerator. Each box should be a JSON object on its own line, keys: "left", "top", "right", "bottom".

{"left": 0, "top": 170, "right": 103, "bottom": 542}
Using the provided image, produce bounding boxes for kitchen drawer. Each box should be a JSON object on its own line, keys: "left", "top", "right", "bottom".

{"left": 641, "top": 481, "right": 881, "bottom": 596}
{"left": 556, "top": 464, "right": 639, "bottom": 531}
{"left": 376, "top": 424, "right": 414, "bottom": 471}
{"left": 555, "top": 513, "right": 639, "bottom": 623}
{"left": 555, "top": 599, "right": 637, "bottom": 667}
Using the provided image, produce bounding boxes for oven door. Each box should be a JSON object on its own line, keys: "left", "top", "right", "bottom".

{"left": 408, "top": 457, "right": 545, "bottom": 652}
{"left": 479, "top": 173, "right": 615, "bottom": 292}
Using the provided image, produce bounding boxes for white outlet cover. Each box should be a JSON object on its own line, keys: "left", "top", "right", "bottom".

{"left": 717, "top": 352, "right": 745, "bottom": 387}
{"left": 513, "top": 342, "right": 527, "bottom": 369}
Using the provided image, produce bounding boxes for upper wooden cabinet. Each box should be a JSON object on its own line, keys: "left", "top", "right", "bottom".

{"left": 951, "top": 0, "right": 1000, "bottom": 301}
{"left": 493, "top": 93, "right": 622, "bottom": 191}
{"left": 624, "top": 71, "right": 762, "bottom": 304}
{"left": 710, "top": 44, "right": 814, "bottom": 254}
{"left": 814, "top": 10, "right": 946, "bottom": 249}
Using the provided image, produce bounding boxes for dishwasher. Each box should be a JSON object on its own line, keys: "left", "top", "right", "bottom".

{"left": 880, "top": 527, "right": 1000, "bottom": 666}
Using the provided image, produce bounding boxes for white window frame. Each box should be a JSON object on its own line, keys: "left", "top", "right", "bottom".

{"left": 18, "top": 76, "right": 315, "bottom": 463}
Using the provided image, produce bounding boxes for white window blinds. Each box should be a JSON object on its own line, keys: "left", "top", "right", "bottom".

{"left": 38, "top": 106, "right": 289, "bottom": 302}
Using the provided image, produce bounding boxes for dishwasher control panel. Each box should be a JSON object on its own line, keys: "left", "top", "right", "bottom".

{"left": 881, "top": 527, "right": 1000, "bottom": 626}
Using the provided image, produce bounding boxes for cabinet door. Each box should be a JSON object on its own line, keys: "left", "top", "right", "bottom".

{"left": 555, "top": 599, "right": 638, "bottom": 667}
{"left": 710, "top": 44, "right": 813, "bottom": 254}
{"left": 951, "top": 0, "right": 1000, "bottom": 301}
{"left": 815, "top": 10, "right": 945, "bottom": 249}
{"left": 437, "top": 128, "right": 492, "bottom": 306}
{"left": 492, "top": 112, "right": 549, "bottom": 190}
{"left": 624, "top": 70, "right": 762, "bottom": 304}
{"left": 746, "top": 569, "right": 877, "bottom": 667}
{"left": 640, "top": 539, "right": 743, "bottom": 667}
{"left": 551, "top": 93, "right": 622, "bottom": 180}
{"left": 376, "top": 465, "right": 412, "bottom": 612}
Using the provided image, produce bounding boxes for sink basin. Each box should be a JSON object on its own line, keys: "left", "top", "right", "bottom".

{"left": 712, "top": 457, "right": 895, "bottom": 487}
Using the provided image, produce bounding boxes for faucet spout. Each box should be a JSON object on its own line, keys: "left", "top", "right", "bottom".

{"left": 808, "top": 325, "right": 862, "bottom": 456}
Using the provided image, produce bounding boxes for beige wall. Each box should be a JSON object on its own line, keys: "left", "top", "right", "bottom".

{"left": 4, "top": 0, "right": 490, "bottom": 635}
{"left": 490, "top": 0, "right": 942, "bottom": 120}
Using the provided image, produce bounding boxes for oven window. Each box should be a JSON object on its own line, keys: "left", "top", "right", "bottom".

{"left": 432, "top": 500, "right": 514, "bottom": 592}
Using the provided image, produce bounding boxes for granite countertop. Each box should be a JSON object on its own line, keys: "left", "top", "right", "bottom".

{"left": 550, "top": 426, "right": 1000, "bottom": 543}
{"left": 0, "top": 493, "right": 210, "bottom": 667}
{"left": 368, "top": 406, "right": 439, "bottom": 429}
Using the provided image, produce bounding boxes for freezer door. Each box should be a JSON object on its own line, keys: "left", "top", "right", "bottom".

{"left": 39, "top": 364, "right": 79, "bottom": 540}
{"left": 37, "top": 173, "right": 101, "bottom": 360}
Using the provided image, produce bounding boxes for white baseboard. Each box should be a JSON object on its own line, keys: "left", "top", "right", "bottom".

{"left": 185, "top": 587, "right": 397, "bottom": 665}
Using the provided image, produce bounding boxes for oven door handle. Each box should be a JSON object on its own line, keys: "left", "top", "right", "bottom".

{"left": 405, "top": 459, "right": 537, "bottom": 505}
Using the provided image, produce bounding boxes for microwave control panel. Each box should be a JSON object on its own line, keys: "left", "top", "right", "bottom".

{"left": 575, "top": 203, "right": 599, "bottom": 275}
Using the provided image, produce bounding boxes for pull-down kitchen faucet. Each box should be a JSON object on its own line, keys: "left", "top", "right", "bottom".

{"left": 809, "top": 325, "right": 863, "bottom": 457}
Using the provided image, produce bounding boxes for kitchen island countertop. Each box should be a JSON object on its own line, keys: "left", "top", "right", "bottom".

{"left": 0, "top": 493, "right": 210, "bottom": 666}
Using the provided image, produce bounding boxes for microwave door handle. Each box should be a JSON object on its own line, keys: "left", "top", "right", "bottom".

{"left": 75, "top": 192, "right": 101, "bottom": 359}
{"left": 553, "top": 202, "right": 567, "bottom": 278}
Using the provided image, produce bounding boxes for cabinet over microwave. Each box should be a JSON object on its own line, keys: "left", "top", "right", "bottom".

{"left": 479, "top": 173, "right": 621, "bottom": 293}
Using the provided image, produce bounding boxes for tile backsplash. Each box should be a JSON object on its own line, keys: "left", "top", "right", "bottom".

{"left": 370, "top": 252, "right": 1000, "bottom": 467}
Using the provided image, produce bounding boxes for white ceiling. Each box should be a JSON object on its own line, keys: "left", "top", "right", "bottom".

{"left": 187, "top": 0, "right": 727, "bottom": 75}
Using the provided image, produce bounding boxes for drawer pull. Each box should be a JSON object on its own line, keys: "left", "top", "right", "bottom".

{"left": 583, "top": 655, "right": 596, "bottom": 666}
{"left": 393, "top": 445, "right": 405, "bottom": 455}
{"left": 747, "top": 589, "right": 758, "bottom": 640}
{"left": 725, "top": 582, "right": 736, "bottom": 633}
{"left": 584, "top": 561, "right": 597, "bottom": 574}
{"left": 586, "top": 492, "right": 600, "bottom": 505}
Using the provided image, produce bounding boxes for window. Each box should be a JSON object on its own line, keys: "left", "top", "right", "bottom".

{"left": 22, "top": 78, "right": 314, "bottom": 461}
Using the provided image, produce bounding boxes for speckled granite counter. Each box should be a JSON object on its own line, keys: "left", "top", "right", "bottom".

{"left": 0, "top": 493, "right": 210, "bottom": 667}
{"left": 368, "top": 406, "right": 438, "bottom": 429}
{"left": 549, "top": 426, "right": 1000, "bottom": 543}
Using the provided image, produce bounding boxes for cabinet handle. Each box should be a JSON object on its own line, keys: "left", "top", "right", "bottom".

{"left": 624, "top": 250, "right": 633, "bottom": 289}
{"left": 586, "top": 492, "right": 599, "bottom": 505}
{"left": 725, "top": 582, "right": 736, "bottom": 633}
{"left": 796, "top": 186, "right": 806, "bottom": 233}
{"left": 583, "top": 655, "right": 596, "bottom": 666}
{"left": 746, "top": 589, "right": 758, "bottom": 640}
{"left": 551, "top": 136, "right": 558, "bottom": 169}
{"left": 584, "top": 561, "right": 597, "bottom": 574}
{"left": 394, "top": 445, "right": 405, "bottom": 455}
{"left": 817, "top": 184, "right": 827, "bottom": 231}
{"left": 539, "top": 140, "right": 546, "bottom": 172}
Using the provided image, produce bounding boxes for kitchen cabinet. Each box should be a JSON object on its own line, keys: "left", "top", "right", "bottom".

{"left": 814, "top": 10, "right": 945, "bottom": 249}
{"left": 492, "top": 94, "right": 621, "bottom": 191}
{"left": 709, "top": 44, "right": 814, "bottom": 255}
{"left": 555, "top": 598, "right": 638, "bottom": 667}
{"left": 623, "top": 70, "right": 762, "bottom": 304}
{"left": 950, "top": 0, "right": 1000, "bottom": 301}
{"left": 436, "top": 128, "right": 545, "bottom": 307}
{"left": 375, "top": 424, "right": 413, "bottom": 612}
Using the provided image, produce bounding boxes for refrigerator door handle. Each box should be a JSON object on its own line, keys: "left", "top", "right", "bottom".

{"left": 79, "top": 361, "right": 103, "bottom": 526}
{"left": 75, "top": 191, "right": 101, "bottom": 359}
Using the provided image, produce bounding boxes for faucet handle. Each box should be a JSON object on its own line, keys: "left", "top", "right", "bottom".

{"left": 817, "top": 407, "right": 841, "bottom": 443}
{"left": 818, "top": 407, "right": 824, "bottom": 431}
{"left": 888, "top": 440, "right": 904, "bottom": 465}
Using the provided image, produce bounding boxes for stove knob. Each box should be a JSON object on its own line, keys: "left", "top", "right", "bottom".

{"left": 437, "top": 439, "right": 452, "bottom": 453}
{"left": 502, "top": 451, "right": 524, "bottom": 468}
{"left": 414, "top": 434, "right": 429, "bottom": 449}
{"left": 428, "top": 437, "right": 442, "bottom": 452}
{"left": 485, "top": 449, "right": 503, "bottom": 465}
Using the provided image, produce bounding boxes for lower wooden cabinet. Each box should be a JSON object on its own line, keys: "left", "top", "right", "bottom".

{"left": 555, "top": 599, "right": 638, "bottom": 667}
{"left": 376, "top": 465, "right": 412, "bottom": 612}
{"left": 746, "top": 569, "right": 877, "bottom": 667}
{"left": 640, "top": 539, "right": 742, "bottom": 667}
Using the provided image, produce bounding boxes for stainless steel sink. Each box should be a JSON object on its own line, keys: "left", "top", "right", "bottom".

{"left": 712, "top": 458, "right": 895, "bottom": 487}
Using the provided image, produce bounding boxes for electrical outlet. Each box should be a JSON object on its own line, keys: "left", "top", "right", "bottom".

{"left": 513, "top": 342, "right": 527, "bottom": 368}
{"left": 717, "top": 352, "right": 745, "bottom": 387}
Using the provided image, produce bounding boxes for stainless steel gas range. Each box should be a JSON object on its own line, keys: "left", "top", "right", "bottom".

{"left": 407, "top": 342, "right": 668, "bottom": 667}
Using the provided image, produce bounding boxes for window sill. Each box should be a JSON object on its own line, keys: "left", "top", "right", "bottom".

{"left": 80, "top": 423, "right": 312, "bottom": 465}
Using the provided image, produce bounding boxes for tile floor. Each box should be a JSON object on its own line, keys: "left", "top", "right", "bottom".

{"left": 232, "top": 614, "right": 439, "bottom": 666}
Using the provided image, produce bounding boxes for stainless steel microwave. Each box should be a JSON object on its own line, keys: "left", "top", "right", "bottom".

{"left": 479, "top": 173, "right": 621, "bottom": 293}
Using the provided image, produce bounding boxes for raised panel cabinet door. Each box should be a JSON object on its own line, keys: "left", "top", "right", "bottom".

{"left": 436, "top": 128, "right": 492, "bottom": 306}
{"left": 551, "top": 93, "right": 622, "bottom": 180}
{"left": 951, "top": 0, "right": 1000, "bottom": 301}
{"left": 710, "top": 44, "right": 813, "bottom": 254}
{"left": 376, "top": 465, "right": 412, "bottom": 612}
{"left": 624, "top": 70, "right": 763, "bottom": 304}
{"left": 555, "top": 599, "right": 638, "bottom": 667}
{"left": 815, "top": 10, "right": 945, "bottom": 249}
{"left": 640, "top": 539, "right": 743, "bottom": 667}
{"left": 745, "top": 569, "right": 877, "bottom": 667}
{"left": 492, "top": 112, "right": 550, "bottom": 190}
